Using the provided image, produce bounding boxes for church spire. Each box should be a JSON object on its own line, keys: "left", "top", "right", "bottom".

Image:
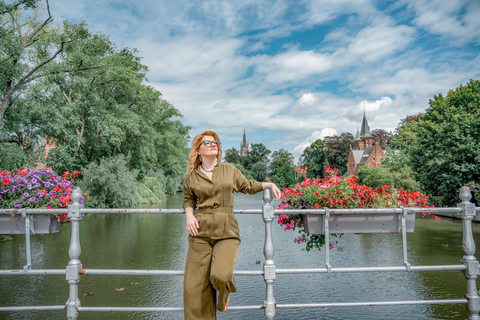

{"left": 240, "top": 129, "right": 248, "bottom": 156}
{"left": 360, "top": 110, "right": 372, "bottom": 138}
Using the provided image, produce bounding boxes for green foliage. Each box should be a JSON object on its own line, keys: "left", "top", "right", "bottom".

{"left": 270, "top": 149, "right": 294, "bottom": 171}
{"left": 391, "top": 167, "right": 421, "bottom": 192}
{"left": 46, "top": 144, "right": 82, "bottom": 174}
{"left": 231, "top": 162, "right": 253, "bottom": 180}
{"left": 300, "top": 139, "right": 328, "bottom": 179}
{"left": 0, "top": 143, "right": 27, "bottom": 170}
{"left": 271, "top": 165, "right": 296, "bottom": 188}
{"left": 78, "top": 155, "right": 140, "bottom": 208}
{"left": 244, "top": 143, "right": 271, "bottom": 170}
{"left": 224, "top": 147, "right": 242, "bottom": 165}
{"left": 408, "top": 80, "right": 480, "bottom": 205}
{"left": 324, "top": 133, "right": 354, "bottom": 175}
{"left": 250, "top": 161, "right": 267, "bottom": 182}
{"left": 0, "top": 1, "right": 78, "bottom": 122}
{"left": 165, "top": 174, "right": 184, "bottom": 195}
{"left": 2, "top": 16, "right": 189, "bottom": 186}
{"left": 138, "top": 176, "right": 166, "bottom": 204}
{"left": 356, "top": 166, "right": 394, "bottom": 189}
{"left": 358, "top": 164, "right": 420, "bottom": 191}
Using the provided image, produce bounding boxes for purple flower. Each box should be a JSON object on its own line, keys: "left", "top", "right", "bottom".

{"left": 23, "top": 193, "right": 30, "bottom": 199}
{"left": 28, "top": 197, "right": 38, "bottom": 203}
{"left": 31, "top": 178, "right": 38, "bottom": 183}
{"left": 44, "top": 182, "right": 51, "bottom": 188}
{"left": 14, "top": 201, "right": 23, "bottom": 207}
{"left": 27, "top": 184, "right": 33, "bottom": 190}
{"left": 34, "top": 183, "right": 41, "bottom": 188}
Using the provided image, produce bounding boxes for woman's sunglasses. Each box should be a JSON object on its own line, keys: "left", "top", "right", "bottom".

{"left": 201, "top": 140, "right": 220, "bottom": 147}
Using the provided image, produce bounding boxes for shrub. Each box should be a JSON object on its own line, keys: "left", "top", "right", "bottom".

{"left": 79, "top": 155, "right": 140, "bottom": 208}
{"left": 139, "top": 176, "right": 166, "bottom": 204}
{"left": 250, "top": 161, "right": 267, "bottom": 182}
{"left": 356, "top": 166, "right": 394, "bottom": 189}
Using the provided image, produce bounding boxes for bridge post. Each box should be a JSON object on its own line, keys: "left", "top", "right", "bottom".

{"left": 262, "top": 188, "right": 276, "bottom": 319}
{"left": 66, "top": 187, "right": 84, "bottom": 319}
{"left": 457, "top": 186, "right": 480, "bottom": 320}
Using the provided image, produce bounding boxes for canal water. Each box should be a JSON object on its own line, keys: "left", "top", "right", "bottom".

{"left": 1, "top": 192, "right": 479, "bottom": 320}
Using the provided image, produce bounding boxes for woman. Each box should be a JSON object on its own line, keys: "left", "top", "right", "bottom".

{"left": 183, "top": 131, "right": 281, "bottom": 320}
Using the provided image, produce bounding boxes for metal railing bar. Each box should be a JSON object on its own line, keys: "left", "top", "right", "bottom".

{"left": 0, "top": 269, "right": 66, "bottom": 275}
{"left": 276, "top": 299, "right": 469, "bottom": 308}
{"left": 77, "top": 306, "right": 183, "bottom": 312}
{"left": 276, "top": 265, "right": 466, "bottom": 274}
{"left": 79, "top": 269, "right": 263, "bottom": 276}
{"left": 0, "top": 305, "right": 66, "bottom": 311}
{"left": 273, "top": 208, "right": 465, "bottom": 215}
{"left": 0, "top": 207, "right": 472, "bottom": 216}
{"left": 77, "top": 305, "right": 264, "bottom": 312}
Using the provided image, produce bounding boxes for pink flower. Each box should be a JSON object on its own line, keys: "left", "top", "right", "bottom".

{"left": 329, "top": 242, "right": 334, "bottom": 250}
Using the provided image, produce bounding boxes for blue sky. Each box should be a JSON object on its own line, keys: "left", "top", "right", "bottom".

{"left": 49, "top": 0, "right": 480, "bottom": 160}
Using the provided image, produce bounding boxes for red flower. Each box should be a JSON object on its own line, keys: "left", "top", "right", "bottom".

{"left": 2, "top": 178, "right": 9, "bottom": 185}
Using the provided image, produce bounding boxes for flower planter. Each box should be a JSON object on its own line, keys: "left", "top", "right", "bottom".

{"left": 0, "top": 214, "right": 61, "bottom": 235}
{"left": 302, "top": 212, "right": 416, "bottom": 235}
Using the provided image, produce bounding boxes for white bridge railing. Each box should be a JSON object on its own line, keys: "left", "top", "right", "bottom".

{"left": 0, "top": 186, "right": 479, "bottom": 319}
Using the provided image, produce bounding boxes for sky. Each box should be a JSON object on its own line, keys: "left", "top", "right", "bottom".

{"left": 48, "top": 0, "right": 480, "bottom": 160}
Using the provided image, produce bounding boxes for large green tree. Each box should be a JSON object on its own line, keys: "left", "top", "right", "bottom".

{"left": 299, "top": 139, "right": 328, "bottom": 179}
{"left": 17, "top": 25, "right": 189, "bottom": 175}
{"left": 409, "top": 80, "right": 480, "bottom": 205}
{"left": 224, "top": 147, "right": 242, "bottom": 165}
{"left": 270, "top": 149, "right": 294, "bottom": 172}
{"left": 324, "top": 132, "right": 354, "bottom": 175}
{"left": 0, "top": 0, "right": 80, "bottom": 123}
{"left": 244, "top": 143, "right": 271, "bottom": 170}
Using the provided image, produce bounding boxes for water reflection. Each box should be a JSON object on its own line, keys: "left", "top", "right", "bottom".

{"left": 0, "top": 192, "right": 478, "bottom": 319}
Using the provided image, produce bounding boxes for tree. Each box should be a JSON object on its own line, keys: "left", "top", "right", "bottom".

{"left": 324, "top": 132, "right": 354, "bottom": 175}
{"left": 299, "top": 139, "right": 328, "bottom": 179}
{"left": 224, "top": 147, "right": 242, "bottom": 164}
{"left": 244, "top": 143, "right": 270, "bottom": 170}
{"left": 270, "top": 165, "right": 295, "bottom": 188}
{"left": 0, "top": 0, "right": 79, "bottom": 123}
{"left": 409, "top": 80, "right": 480, "bottom": 205}
{"left": 19, "top": 25, "right": 190, "bottom": 176}
{"left": 371, "top": 129, "right": 389, "bottom": 150}
{"left": 270, "top": 149, "right": 294, "bottom": 172}
{"left": 250, "top": 161, "right": 267, "bottom": 182}
{"left": 356, "top": 166, "right": 394, "bottom": 189}
{"left": 231, "top": 162, "right": 253, "bottom": 180}
{"left": 393, "top": 113, "right": 424, "bottom": 136}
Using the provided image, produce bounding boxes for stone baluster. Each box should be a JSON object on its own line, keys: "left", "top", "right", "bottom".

{"left": 263, "top": 188, "right": 276, "bottom": 319}
{"left": 66, "top": 187, "right": 84, "bottom": 319}
{"left": 457, "top": 186, "right": 480, "bottom": 319}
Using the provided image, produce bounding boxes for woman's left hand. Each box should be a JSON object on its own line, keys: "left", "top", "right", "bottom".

{"left": 262, "top": 182, "right": 282, "bottom": 201}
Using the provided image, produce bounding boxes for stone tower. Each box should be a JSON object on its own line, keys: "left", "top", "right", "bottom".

{"left": 240, "top": 129, "right": 248, "bottom": 156}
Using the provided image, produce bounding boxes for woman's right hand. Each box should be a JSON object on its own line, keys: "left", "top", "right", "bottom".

{"left": 185, "top": 209, "right": 199, "bottom": 236}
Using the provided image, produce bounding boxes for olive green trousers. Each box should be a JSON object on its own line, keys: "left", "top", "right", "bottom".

{"left": 183, "top": 235, "right": 240, "bottom": 320}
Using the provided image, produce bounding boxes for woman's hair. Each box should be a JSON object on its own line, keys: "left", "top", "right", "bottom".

{"left": 186, "top": 131, "right": 223, "bottom": 176}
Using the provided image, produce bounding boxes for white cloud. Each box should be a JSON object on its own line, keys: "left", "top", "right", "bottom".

{"left": 403, "top": 0, "right": 480, "bottom": 44}
{"left": 293, "top": 128, "right": 338, "bottom": 159}
{"left": 46, "top": 0, "right": 480, "bottom": 157}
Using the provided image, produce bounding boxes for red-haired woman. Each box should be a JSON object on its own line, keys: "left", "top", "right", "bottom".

{"left": 183, "top": 131, "right": 281, "bottom": 320}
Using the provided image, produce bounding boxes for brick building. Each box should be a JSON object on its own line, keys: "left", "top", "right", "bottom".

{"left": 347, "top": 112, "right": 385, "bottom": 176}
